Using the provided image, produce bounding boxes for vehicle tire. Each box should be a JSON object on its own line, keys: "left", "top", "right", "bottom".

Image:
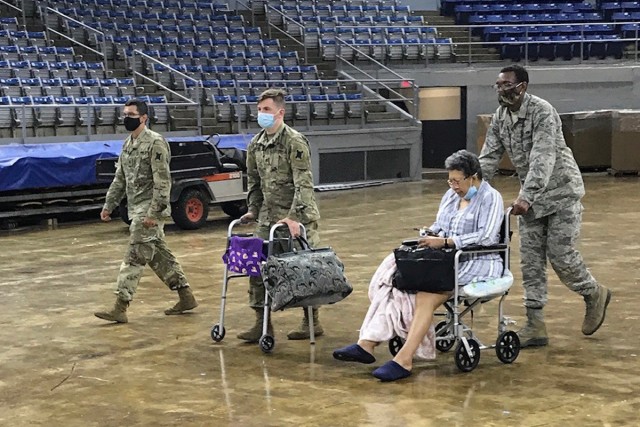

{"left": 220, "top": 200, "right": 248, "bottom": 219}
{"left": 172, "top": 188, "right": 210, "bottom": 230}
{"left": 119, "top": 199, "right": 132, "bottom": 225}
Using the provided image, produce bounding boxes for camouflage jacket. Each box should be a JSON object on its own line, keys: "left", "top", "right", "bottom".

{"left": 479, "top": 93, "right": 585, "bottom": 218}
{"left": 246, "top": 123, "right": 320, "bottom": 225}
{"left": 103, "top": 127, "right": 172, "bottom": 220}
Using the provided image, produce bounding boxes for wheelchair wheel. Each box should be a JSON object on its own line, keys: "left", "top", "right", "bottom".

{"left": 210, "top": 324, "right": 225, "bottom": 342}
{"left": 435, "top": 321, "right": 455, "bottom": 352}
{"left": 454, "top": 339, "right": 481, "bottom": 372}
{"left": 496, "top": 331, "right": 520, "bottom": 364}
{"left": 260, "top": 334, "right": 275, "bottom": 353}
{"left": 388, "top": 336, "right": 404, "bottom": 356}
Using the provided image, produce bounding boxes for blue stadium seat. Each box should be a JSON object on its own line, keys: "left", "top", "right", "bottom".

{"left": 0, "top": 77, "right": 22, "bottom": 97}
{"left": 536, "top": 36, "right": 556, "bottom": 60}
{"left": 604, "top": 34, "right": 624, "bottom": 58}
{"left": 621, "top": 23, "right": 640, "bottom": 38}
{"left": 501, "top": 36, "right": 522, "bottom": 61}
{"left": 601, "top": 2, "right": 622, "bottom": 20}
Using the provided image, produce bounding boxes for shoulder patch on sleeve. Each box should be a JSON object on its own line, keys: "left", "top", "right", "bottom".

{"left": 291, "top": 137, "right": 311, "bottom": 169}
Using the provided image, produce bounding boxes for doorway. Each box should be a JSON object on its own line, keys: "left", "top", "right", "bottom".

{"left": 420, "top": 87, "right": 467, "bottom": 168}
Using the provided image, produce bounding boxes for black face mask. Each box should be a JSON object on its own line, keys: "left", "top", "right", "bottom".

{"left": 124, "top": 116, "right": 141, "bottom": 132}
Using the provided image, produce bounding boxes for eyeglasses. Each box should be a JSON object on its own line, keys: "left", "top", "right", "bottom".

{"left": 447, "top": 176, "right": 469, "bottom": 187}
{"left": 492, "top": 82, "right": 523, "bottom": 91}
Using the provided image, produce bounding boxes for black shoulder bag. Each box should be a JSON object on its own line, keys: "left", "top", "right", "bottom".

{"left": 392, "top": 243, "right": 456, "bottom": 292}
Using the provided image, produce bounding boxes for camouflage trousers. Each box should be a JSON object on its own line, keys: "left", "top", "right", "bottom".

{"left": 248, "top": 221, "right": 320, "bottom": 309}
{"left": 115, "top": 218, "right": 189, "bottom": 302}
{"left": 518, "top": 201, "right": 598, "bottom": 309}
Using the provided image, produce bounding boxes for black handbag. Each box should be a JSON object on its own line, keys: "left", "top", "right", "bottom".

{"left": 393, "top": 243, "right": 456, "bottom": 292}
{"left": 261, "top": 237, "right": 353, "bottom": 311}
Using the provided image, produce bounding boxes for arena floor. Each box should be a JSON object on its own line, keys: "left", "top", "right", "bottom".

{"left": 1, "top": 174, "right": 638, "bottom": 427}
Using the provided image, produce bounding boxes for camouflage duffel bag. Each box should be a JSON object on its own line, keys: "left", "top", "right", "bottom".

{"left": 261, "top": 237, "right": 352, "bottom": 311}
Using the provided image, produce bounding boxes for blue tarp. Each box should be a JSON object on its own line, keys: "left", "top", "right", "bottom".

{"left": 0, "top": 134, "right": 253, "bottom": 192}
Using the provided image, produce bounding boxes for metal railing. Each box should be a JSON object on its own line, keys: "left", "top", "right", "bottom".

{"left": 334, "top": 37, "right": 419, "bottom": 124}
{"left": 0, "top": 0, "right": 26, "bottom": 28}
{"left": 0, "top": 99, "right": 196, "bottom": 143}
{"left": 264, "top": 4, "right": 307, "bottom": 61}
{"left": 199, "top": 77, "right": 417, "bottom": 131}
{"left": 40, "top": 6, "right": 108, "bottom": 71}
{"left": 231, "top": 0, "right": 255, "bottom": 27}
{"left": 127, "top": 49, "right": 201, "bottom": 129}
{"left": 327, "top": 21, "right": 640, "bottom": 67}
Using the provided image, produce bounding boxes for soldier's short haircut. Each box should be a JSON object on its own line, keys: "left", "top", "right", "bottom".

{"left": 500, "top": 65, "right": 529, "bottom": 84}
{"left": 258, "top": 88, "right": 286, "bottom": 109}
{"left": 124, "top": 98, "right": 149, "bottom": 116}
{"left": 445, "top": 149, "right": 483, "bottom": 180}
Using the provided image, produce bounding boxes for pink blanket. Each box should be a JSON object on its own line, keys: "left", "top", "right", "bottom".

{"left": 358, "top": 253, "right": 436, "bottom": 360}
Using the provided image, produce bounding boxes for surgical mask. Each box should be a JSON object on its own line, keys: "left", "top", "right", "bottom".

{"left": 257, "top": 112, "right": 276, "bottom": 129}
{"left": 464, "top": 184, "right": 478, "bottom": 200}
{"left": 497, "top": 82, "right": 524, "bottom": 107}
{"left": 124, "top": 116, "right": 141, "bottom": 132}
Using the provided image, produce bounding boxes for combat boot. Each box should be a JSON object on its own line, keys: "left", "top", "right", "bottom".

{"left": 517, "top": 307, "right": 548, "bottom": 347}
{"left": 237, "top": 308, "right": 273, "bottom": 343}
{"left": 165, "top": 286, "right": 198, "bottom": 315}
{"left": 287, "top": 307, "right": 324, "bottom": 340}
{"left": 94, "top": 298, "right": 129, "bottom": 323}
{"left": 582, "top": 285, "right": 612, "bottom": 335}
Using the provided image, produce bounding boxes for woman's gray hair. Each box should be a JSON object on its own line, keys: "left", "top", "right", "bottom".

{"left": 444, "top": 150, "right": 483, "bottom": 179}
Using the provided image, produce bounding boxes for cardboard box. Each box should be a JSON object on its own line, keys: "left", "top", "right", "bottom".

{"left": 611, "top": 110, "right": 640, "bottom": 173}
{"left": 560, "top": 110, "right": 612, "bottom": 170}
{"left": 476, "top": 114, "right": 515, "bottom": 171}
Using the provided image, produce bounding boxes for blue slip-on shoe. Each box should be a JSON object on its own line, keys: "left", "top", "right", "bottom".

{"left": 372, "top": 360, "right": 412, "bottom": 382}
{"left": 333, "top": 344, "right": 376, "bottom": 364}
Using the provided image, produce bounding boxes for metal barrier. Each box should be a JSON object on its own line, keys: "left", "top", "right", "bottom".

{"left": 264, "top": 4, "right": 307, "bottom": 61}
{"left": 263, "top": 7, "right": 419, "bottom": 128}
{"left": 0, "top": 0, "right": 26, "bottom": 28}
{"left": 329, "top": 21, "right": 640, "bottom": 67}
{"left": 127, "top": 49, "right": 201, "bottom": 130}
{"left": 0, "top": 100, "right": 197, "bottom": 143}
{"left": 200, "top": 77, "right": 418, "bottom": 131}
{"left": 231, "top": 0, "right": 256, "bottom": 27}
{"left": 39, "top": 6, "right": 109, "bottom": 72}
{"left": 334, "top": 37, "right": 420, "bottom": 124}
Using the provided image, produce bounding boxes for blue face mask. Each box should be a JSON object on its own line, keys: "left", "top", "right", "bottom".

{"left": 464, "top": 184, "right": 478, "bottom": 200}
{"left": 257, "top": 112, "right": 276, "bottom": 129}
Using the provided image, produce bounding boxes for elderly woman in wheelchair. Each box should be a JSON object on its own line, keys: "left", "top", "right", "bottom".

{"left": 333, "top": 150, "right": 517, "bottom": 381}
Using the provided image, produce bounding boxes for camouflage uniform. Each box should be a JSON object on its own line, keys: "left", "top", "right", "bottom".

{"left": 103, "top": 127, "right": 189, "bottom": 302}
{"left": 479, "top": 93, "right": 599, "bottom": 309}
{"left": 246, "top": 123, "right": 320, "bottom": 309}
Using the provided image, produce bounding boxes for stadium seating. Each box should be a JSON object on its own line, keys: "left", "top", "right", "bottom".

{"left": 4, "top": 0, "right": 632, "bottom": 138}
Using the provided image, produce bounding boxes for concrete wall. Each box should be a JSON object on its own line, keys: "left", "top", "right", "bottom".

{"left": 374, "top": 65, "right": 640, "bottom": 153}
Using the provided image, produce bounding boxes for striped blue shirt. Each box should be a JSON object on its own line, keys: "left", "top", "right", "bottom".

{"left": 429, "top": 180, "right": 505, "bottom": 285}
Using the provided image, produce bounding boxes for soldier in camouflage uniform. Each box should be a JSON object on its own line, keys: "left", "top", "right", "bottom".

{"left": 237, "top": 88, "right": 323, "bottom": 342}
{"left": 479, "top": 65, "right": 611, "bottom": 347}
{"left": 94, "top": 99, "right": 197, "bottom": 323}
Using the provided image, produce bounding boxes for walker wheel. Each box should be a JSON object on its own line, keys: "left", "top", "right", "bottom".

{"left": 260, "top": 334, "right": 275, "bottom": 353}
{"left": 496, "top": 331, "right": 520, "bottom": 364}
{"left": 211, "top": 324, "right": 225, "bottom": 342}
{"left": 435, "top": 320, "right": 455, "bottom": 352}
{"left": 454, "top": 339, "right": 481, "bottom": 372}
{"left": 388, "top": 336, "right": 404, "bottom": 356}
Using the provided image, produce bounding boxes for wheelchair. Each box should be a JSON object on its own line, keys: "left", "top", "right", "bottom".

{"left": 388, "top": 208, "right": 520, "bottom": 372}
